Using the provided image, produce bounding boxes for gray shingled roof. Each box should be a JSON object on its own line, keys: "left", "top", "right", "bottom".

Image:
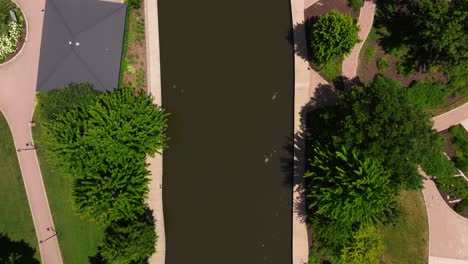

{"left": 37, "top": 0, "right": 127, "bottom": 92}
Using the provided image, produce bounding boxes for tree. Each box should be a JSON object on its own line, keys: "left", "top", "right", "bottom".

{"left": 44, "top": 87, "right": 169, "bottom": 223}
{"left": 310, "top": 10, "right": 360, "bottom": 65}
{"left": 407, "top": 0, "right": 467, "bottom": 67}
{"left": 339, "top": 225, "right": 382, "bottom": 264}
{"left": 36, "top": 83, "right": 100, "bottom": 121}
{"left": 306, "top": 144, "right": 395, "bottom": 225}
{"left": 315, "top": 75, "right": 437, "bottom": 189}
{"left": 98, "top": 214, "right": 157, "bottom": 264}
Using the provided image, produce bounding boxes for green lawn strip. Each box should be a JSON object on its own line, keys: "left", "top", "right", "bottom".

{"left": 32, "top": 109, "right": 104, "bottom": 264}
{"left": 357, "top": 27, "right": 378, "bottom": 79}
{"left": 0, "top": 112, "right": 39, "bottom": 260}
{"left": 379, "top": 190, "right": 428, "bottom": 264}
{"left": 316, "top": 58, "right": 342, "bottom": 82}
{"left": 119, "top": 8, "right": 131, "bottom": 87}
{"left": 426, "top": 95, "right": 468, "bottom": 117}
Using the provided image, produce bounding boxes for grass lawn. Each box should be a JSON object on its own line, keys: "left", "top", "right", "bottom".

{"left": 316, "top": 58, "right": 342, "bottom": 82}
{"left": 32, "top": 109, "right": 104, "bottom": 264}
{"left": 0, "top": 112, "right": 39, "bottom": 261}
{"left": 379, "top": 190, "right": 428, "bottom": 264}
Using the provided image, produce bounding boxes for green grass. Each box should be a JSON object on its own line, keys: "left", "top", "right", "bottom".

{"left": 318, "top": 58, "right": 342, "bottom": 82}
{"left": 0, "top": 112, "right": 39, "bottom": 260}
{"left": 379, "top": 190, "right": 428, "bottom": 264}
{"left": 32, "top": 109, "right": 104, "bottom": 264}
{"left": 427, "top": 95, "right": 468, "bottom": 116}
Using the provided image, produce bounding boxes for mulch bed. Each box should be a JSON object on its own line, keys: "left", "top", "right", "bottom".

{"left": 358, "top": 43, "right": 445, "bottom": 87}
{"left": 122, "top": 4, "right": 148, "bottom": 93}
{"left": 305, "top": 0, "right": 358, "bottom": 20}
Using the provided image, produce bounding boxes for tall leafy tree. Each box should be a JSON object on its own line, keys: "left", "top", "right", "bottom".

{"left": 44, "top": 87, "right": 169, "bottom": 223}
{"left": 339, "top": 225, "right": 382, "bottom": 264}
{"left": 98, "top": 214, "right": 157, "bottom": 264}
{"left": 310, "top": 10, "right": 360, "bottom": 65}
{"left": 408, "top": 0, "right": 467, "bottom": 67}
{"left": 315, "top": 75, "right": 437, "bottom": 189}
{"left": 306, "top": 144, "right": 395, "bottom": 225}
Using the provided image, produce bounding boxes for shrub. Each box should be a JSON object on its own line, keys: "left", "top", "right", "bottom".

{"left": 36, "top": 83, "right": 100, "bottom": 120}
{"left": 396, "top": 60, "right": 412, "bottom": 77}
{"left": 125, "top": 0, "right": 143, "bottom": 9}
{"left": 310, "top": 10, "right": 360, "bottom": 65}
{"left": 365, "top": 47, "right": 376, "bottom": 63}
{"left": 43, "top": 87, "right": 169, "bottom": 223}
{"left": 96, "top": 214, "right": 157, "bottom": 264}
{"left": 349, "top": 0, "right": 364, "bottom": 12}
{"left": 377, "top": 57, "right": 389, "bottom": 71}
{"left": 306, "top": 144, "right": 395, "bottom": 225}
{"left": 406, "top": 78, "right": 449, "bottom": 109}
{"left": 339, "top": 225, "right": 382, "bottom": 264}
{"left": 449, "top": 125, "right": 468, "bottom": 174}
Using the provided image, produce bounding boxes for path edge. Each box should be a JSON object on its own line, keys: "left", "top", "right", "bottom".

{"left": 145, "top": 0, "right": 166, "bottom": 262}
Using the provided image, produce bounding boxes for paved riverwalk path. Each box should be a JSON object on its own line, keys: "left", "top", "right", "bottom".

{"left": 290, "top": 0, "right": 336, "bottom": 261}
{"left": 420, "top": 169, "right": 468, "bottom": 264}
{"left": 432, "top": 103, "right": 468, "bottom": 132}
{"left": 342, "top": 0, "right": 376, "bottom": 79}
{"left": 144, "top": 0, "right": 166, "bottom": 262}
{"left": 0, "top": 0, "right": 63, "bottom": 263}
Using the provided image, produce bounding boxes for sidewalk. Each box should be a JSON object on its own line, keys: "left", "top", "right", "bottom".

{"left": 342, "top": 0, "right": 376, "bottom": 79}
{"left": 0, "top": 0, "right": 63, "bottom": 263}
{"left": 144, "top": 0, "right": 166, "bottom": 262}
{"left": 420, "top": 169, "right": 468, "bottom": 263}
{"left": 432, "top": 103, "right": 468, "bottom": 131}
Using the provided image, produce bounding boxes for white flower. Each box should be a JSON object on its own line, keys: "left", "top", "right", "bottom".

{"left": 0, "top": 21, "right": 23, "bottom": 61}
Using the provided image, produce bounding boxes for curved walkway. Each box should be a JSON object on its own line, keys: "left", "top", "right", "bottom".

{"left": 419, "top": 169, "right": 468, "bottom": 263}
{"left": 144, "top": 0, "right": 166, "bottom": 262}
{"left": 432, "top": 103, "right": 468, "bottom": 132}
{"left": 342, "top": 0, "right": 376, "bottom": 79}
{"left": 0, "top": 0, "right": 63, "bottom": 263}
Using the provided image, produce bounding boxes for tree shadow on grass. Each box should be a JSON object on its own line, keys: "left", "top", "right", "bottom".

{"left": 0, "top": 233, "right": 39, "bottom": 264}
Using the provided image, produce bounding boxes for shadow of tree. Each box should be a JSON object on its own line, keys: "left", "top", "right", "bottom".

{"left": 287, "top": 17, "right": 320, "bottom": 62}
{"left": 281, "top": 83, "right": 340, "bottom": 225}
{"left": 0, "top": 233, "right": 39, "bottom": 264}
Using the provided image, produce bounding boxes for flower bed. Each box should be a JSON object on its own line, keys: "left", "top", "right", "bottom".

{"left": 0, "top": 0, "right": 25, "bottom": 63}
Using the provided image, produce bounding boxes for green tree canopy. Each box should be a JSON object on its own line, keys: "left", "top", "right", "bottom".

{"left": 408, "top": 0, "right": 467, "bottom": 67}
{"left": 310, "top": 10, "right": 360, "bottom": 65}
{"left": 306, "top": 144, "right": 395, "bottom": 225}
{"left": 314, "top": 75, "right": 437, "bottom": 189}
{"left": 98, "top": 214, "right": 157, "bottom": 264}
{"left": 43, "top": 87, "right": 169, "bottom": 223}
{"left": 339, "top": 225, "right": 382, "bottom": 264}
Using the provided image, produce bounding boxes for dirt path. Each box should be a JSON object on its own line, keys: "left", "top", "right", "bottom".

{"left": 419, "top": 169, "right": 468, "bottom": 263}
{"left": 342, "top": 0, "right": 376, "bottom": 79}
{"left": 144, "top": 0, "right": 165, "bottom": 262}
{"left": 432, "top": 103, "right": 468, "bottom": 132}
{"left": 0, "top": 0, "right": 63, "bottom": 263}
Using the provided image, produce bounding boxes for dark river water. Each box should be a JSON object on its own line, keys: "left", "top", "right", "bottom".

{"left": 158, "top": 0, "right": 294, "bottom": 262}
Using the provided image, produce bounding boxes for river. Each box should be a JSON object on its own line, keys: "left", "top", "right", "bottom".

{"left": 159, "top": 0, "right": 294, "bottom": 262}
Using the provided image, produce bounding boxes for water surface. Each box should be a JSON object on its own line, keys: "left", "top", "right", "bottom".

{"left": 159, "top": 0, "right": 294, "bottom": 262}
